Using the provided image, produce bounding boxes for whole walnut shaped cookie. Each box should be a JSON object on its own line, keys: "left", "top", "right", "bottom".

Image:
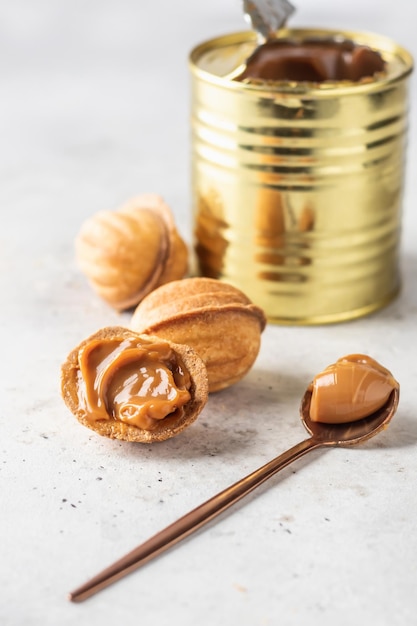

{"left": 131, "top": 277, "right": 267, "bottom": 392}
{"left": 61, "top": 326, "right": 208, "bottom": 443}
{"left": 75, "top": 194, "right": 188, "bottom": 310}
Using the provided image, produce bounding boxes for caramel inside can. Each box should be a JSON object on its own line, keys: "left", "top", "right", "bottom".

{"left": 189, "top": 28, "right": 413, "bottom": 324}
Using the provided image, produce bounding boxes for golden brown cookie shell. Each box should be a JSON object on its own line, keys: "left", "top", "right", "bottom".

{"left": 75, "top": 195, "right": 188, "bottom": 311}
{"left": 131, "top": 278, "right": 266, "bottom": 392}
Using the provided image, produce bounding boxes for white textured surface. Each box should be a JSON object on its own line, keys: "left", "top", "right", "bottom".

{"left": 1, "top": 1, "right": 417, "bottom": 625}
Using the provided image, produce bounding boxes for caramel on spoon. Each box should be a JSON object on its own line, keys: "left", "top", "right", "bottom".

{"left": 68, "top": 354, "right": 399, "bottom": 603}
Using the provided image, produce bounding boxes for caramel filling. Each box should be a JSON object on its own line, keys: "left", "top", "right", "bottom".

{"left": 77, "top": 337, "right": 191, "bottom": 430}
{"left": 236, "top": 39, "right": 385, "bottom": 83}
{"left": 309, "top": 354, "right": 398, "bottom": 424}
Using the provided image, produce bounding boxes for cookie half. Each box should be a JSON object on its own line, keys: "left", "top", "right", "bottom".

{"left": 61, "top": 326, "right": 208, "bottom": 442}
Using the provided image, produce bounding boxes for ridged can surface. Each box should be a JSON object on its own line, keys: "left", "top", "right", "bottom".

{"left": 189, "top": 28, "right": 413, "bottom": 324}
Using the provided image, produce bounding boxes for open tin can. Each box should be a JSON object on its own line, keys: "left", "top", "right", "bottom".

{"left": 189, "top": 28, "right": 413, "bottom": 324}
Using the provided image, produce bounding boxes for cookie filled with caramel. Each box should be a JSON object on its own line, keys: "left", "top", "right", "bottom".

{"left": 61, "top": 326, "right": 208, "bottom": 442}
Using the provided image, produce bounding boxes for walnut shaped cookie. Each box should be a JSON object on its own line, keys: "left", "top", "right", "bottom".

{"left": 131, "top": 277, "right": 267, "bottom": 392}
{"left": 61, "top": 326, "right": 208, "bottom": 443}
{"left": 75, "top": 194, "right": 188, "bottom": 310}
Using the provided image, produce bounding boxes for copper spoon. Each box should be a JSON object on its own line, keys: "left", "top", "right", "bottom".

{"left": 68, "top": 386, "right": 399, "bottom": 602}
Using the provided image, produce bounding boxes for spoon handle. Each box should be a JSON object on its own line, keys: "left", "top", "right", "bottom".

{"left": 69, "top": 436, "right": 322, "bottom": 602}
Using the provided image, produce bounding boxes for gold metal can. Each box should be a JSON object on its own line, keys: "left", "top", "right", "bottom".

{"left": 189, "top": 28, "right": 413, "bottom": 324}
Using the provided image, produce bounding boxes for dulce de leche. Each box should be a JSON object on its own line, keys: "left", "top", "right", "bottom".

{"left": 236, "top": 38, "right": 385, "bottom": 83}
{"left": 61, "top": 327, "right": 209, "bottom": 442}
{"left": 308, "top": 354, "right": 399, "bottom": 424}
{"left": 78, "top": 336, "right": 192, "bottom": 430}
